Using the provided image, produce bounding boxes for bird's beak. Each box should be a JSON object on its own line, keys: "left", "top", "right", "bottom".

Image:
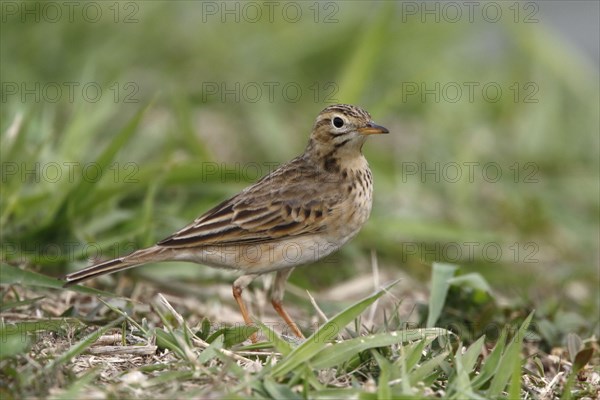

{"left": 358, "top": 122, "right": 389, "bottom": 135}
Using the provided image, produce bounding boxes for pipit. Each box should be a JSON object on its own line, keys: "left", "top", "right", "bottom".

{"left": 64, "top": 104, "right": 389, "bottom": 340}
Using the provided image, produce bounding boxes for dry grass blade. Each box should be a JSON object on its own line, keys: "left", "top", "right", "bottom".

{"left": 154, "top": 293, "right": 259, "bottom": 366}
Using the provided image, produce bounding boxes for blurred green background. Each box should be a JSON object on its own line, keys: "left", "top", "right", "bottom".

{"left": 1, "top": 1, "right": 598, "bottom": 343}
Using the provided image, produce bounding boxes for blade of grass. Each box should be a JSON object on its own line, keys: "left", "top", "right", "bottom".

{"left": 508, "top": 337, "right": 523, "bottom": 400}
{"left": 98, "top": 298, "right": 149, "bottom": 335}
{"left": 403, "top": 337, "right": 432, "bottom": 372}
{"left": 310, "top": 329, "right": 446, "bottom": 370}
{"left": 268, "top": 281, "right": 398, "bottom": 378}
{"left": 255, "top": 320, "right": 293, "bottom": 356}
{"left": 427, "top": 263, "right": 458, "bottom": 328}
{"left": 0, "top": 263, "right": 118, "bottom": 297}
{"left": 459, "top": 335, "right": 486, "bottom": 374}
{"left": 487, "top": 338, "right": 521, "bottom": 398}
{"left": 205, "top": 324, "right": 257, "bottom": 348}
{"left": 152, "top": 303, "right": 198, "bottom": 365}
{"left": 448, "top": 273, "right": 492, "bottom": 293}
{"left": 0, "top": 296, "right": 45, "bottom": 312}
{"left": 449, "top": 353, "right": 472, "bottom": 399}
{"left": 311, "top": 388, "right": 363, "bottom": 399}
{"left": 448, "top": 339, "right": 487, "bottom": 400}
{"left": 409, "top": 350, "right": 450, "bottom": 384}
{"left": 154, "top": 328, "right": 186, "bottom": 360}
{"left": 44, "top": 316, "right": 125, "bottom": 370}
{"left": 0, "top": 319, "right": 84, "bottom": 340}
{"left": 197, "top": 335, "right": 224, "bottom": 364}
{"left": 263, "top": 376, "right": 303, "bottom": 400}
{"left": 54, "top": 366, "right": 101, "bottom": 399}
{"left": 372, "top": 350, "right": 392, "bottom": 398}
{"left": 144, "top": 370, "right": 195, "bottom": 387}
{"left": 66, "top": 102, "right": 153, "bottom": 216}
{"left": 471, "top": 328, "right": 508, "bottom": 389}
{"left": 398, "top": 345, "right": 413, "bottom": 395}
{"left": 0, "top": 329, "right": 31, "bottom": 359}
{"left": 486, "top": 312, "right": 533, "bottom": 397}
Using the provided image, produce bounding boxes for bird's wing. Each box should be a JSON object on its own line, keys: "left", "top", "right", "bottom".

{"left": 157, "top": 158, "right": 341, "bottom": 248}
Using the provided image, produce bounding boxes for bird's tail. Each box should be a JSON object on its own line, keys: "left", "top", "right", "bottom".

{"left": 63, "top": 246, "right": 171, "bottom": 286}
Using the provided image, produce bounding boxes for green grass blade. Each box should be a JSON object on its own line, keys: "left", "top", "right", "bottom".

{"left": 311, "top": 388, "right": 363, "bottom": 399}
{"left": 447, "top": 273, "right": 492, "bottom": 293}
{"left": 197, "top": 335, "right": 224, "bottom": 364}
{"left": 98, "top": 298, "right": 149, "bottom": 335}
{"left": 427, "top": 263, "right": 458, "bottom": 328}
{"left": 144, "top": 370, "right": 195, "bottom": 388}
{"left": 44, "top": 316, "right": 125, "bottom": 370}
{"left": 449, "top": 355, "right": 473, "bottom": 399}
{"left": 486, "top": 312, "right": 533, "bottom": 397}
{"left": 66, "top": 103, "right": 152, "bottom": 215}
{"left": 409, "top": 351, "right": 449, "bottom": 384}
{"left": 0, "top": 263, "right": 118, "bottom": 297}
{"left": 403, "top": 337, "right": 431, "bottom": 372}
{"left": 205, "top": 324, "right": 257, "bottom": 347}
{"left": 471, "top": 329, "right": 508, "bottom": 389}
{"left": 311, "top": 329, "right": 445, "bottom": 370}
{"left": 154, "top": 328, "right": 186, "bottom": 360}
{"left": 448, "top": 337, "right": 486, "bottom": 399}
{"left": 372, "top": 350, "right": 393, "bottom": 398}
{"left": 0, "top": 328, "right": 31, "bottom": 359}
{"left": 54, "top": 366, "right": 101, "bottom": 399}
{"left": 255, "top": 320, "right": 293, "bottom": 356}
{"left": 487, "top": 337, "right": 521, "bottom": 398}
{"left": 0, "top": 296, "right": 45, "bottom": 312}
{"left": 263, "top": 376, "right": 303, "bottom": 400}
{"left": 508, "top": 338, "right": 523, "bottom": 400}
{"left": 398, "top": 345, "right": 413, "bottom": 395}
{"left": 460, "top": 335, "right": 486, "bottom": 374}
{"left": 269, "top": 281, "right": 397, "bottom": 378}
{"left": 0, "top": 319, "right": 84, "bottom": 340}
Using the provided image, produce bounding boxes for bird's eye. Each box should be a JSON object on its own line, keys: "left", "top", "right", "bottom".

{"left": 333, "top": 117, "right": 344, "bottom": 128}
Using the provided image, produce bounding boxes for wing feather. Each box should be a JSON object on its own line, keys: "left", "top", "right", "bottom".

{"left": 157, "top": 157, "right": 340, "bottom": 248}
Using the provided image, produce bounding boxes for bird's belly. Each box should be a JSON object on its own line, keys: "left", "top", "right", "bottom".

{"left": 171, "top": 235, "right": 344, "bottom": 274}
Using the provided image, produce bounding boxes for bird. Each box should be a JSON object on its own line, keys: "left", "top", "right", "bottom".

{"left": 63, "top": 104, "right": 389, "bottom": 341}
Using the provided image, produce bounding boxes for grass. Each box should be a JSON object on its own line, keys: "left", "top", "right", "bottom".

{"left": 1, "top": 1, "right": 599, "bottom": 398}
{"left": 2, "top": 262, "right": 596, "bottom": 398}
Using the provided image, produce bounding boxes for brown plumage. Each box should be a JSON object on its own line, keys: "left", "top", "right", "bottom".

{"left": 64, "top": 104, "right": 389, "bottom": 340}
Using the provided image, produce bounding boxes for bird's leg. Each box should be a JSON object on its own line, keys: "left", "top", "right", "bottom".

{"left": 232, "top": 274, "right": 259, "bottom": 343}
{"left": 271, "top": 268, "right": 304, "bottom": 339}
